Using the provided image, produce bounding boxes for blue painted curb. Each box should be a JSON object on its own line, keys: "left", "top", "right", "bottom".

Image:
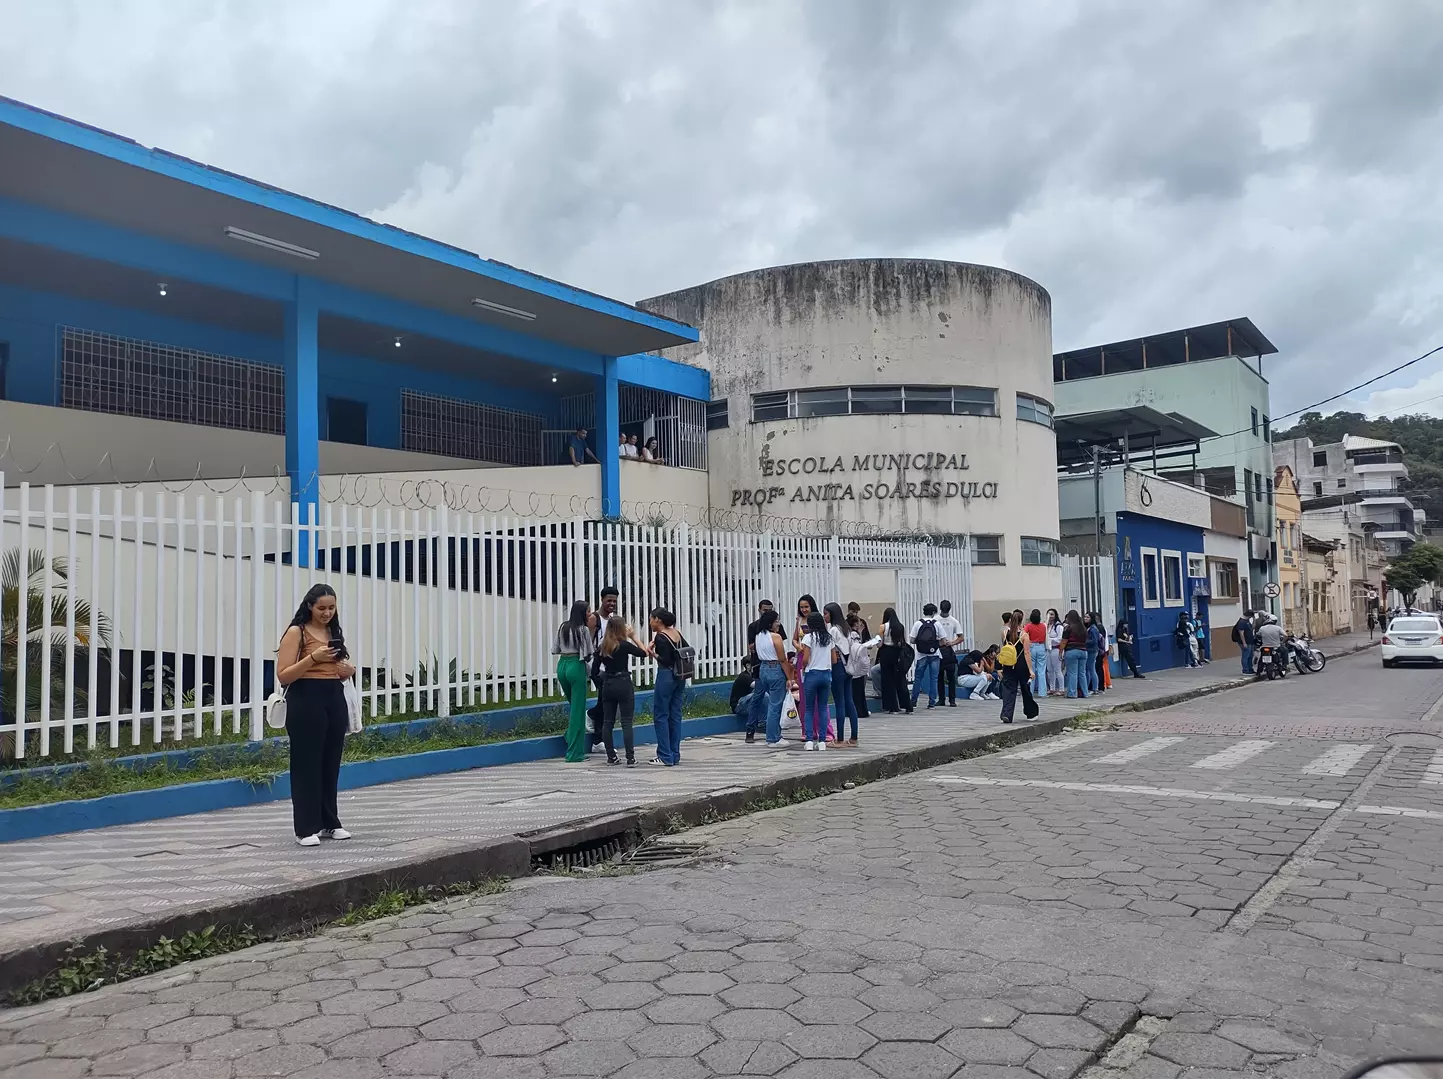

{"left": 0, "top": 683, "right": 732, "bottom": 788}
{"left": 0, "top": 710, "right": 747, "bottom": 843}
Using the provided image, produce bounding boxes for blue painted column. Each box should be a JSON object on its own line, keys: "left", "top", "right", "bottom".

{"left": 598, "top": 355, "right": 620, "bottom": 519}
{"left": 283, "top": 277, "right": 320, "bottom": 566}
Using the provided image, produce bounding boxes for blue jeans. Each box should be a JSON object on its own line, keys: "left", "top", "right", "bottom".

{"left": 734, "top": 692, "right": 754, "bottom": 718}
{"left": 1065, "top": 649, "right": 1090, "bottom": 698}
{"left": 802, "top": 669, "right": 832, "bottom": 742}
{"left": 1086, "top": 647, "right": 1100, "bottom": 692}
{"left": 831, "top": 661, "right": 859, "bottom": 740}
{"left": 747, "top": 662, "right": 787, "bottom": 743}
{"left": 911, "top": 653, "right": 940, "bottom": 709}
{"left": 652, "top": 668, "right": 686, "bottom": 765}
{"left": 1240, "top": 644, "right": 1254, "bottom": 675}
{"left": 1030, "top": 643, "right": 1047, "bottom": 697}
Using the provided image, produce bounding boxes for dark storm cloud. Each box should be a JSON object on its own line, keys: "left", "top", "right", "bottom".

{"left": 2, "top": 0, "right": 1441, "bottom": 416}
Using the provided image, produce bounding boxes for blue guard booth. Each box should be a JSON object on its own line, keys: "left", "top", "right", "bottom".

{"left": 1114, "top": 512, "right": 1207, "bottom": 670}
{"left": 0, "top": 95, "right": 708, "bottom": 531}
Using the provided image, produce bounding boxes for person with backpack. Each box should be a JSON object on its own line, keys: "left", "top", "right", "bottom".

{"left": 647, "top": 607, "right": 693, "bottom": 766}
{"left": 936, "top": 600, "right": 963, "bottom": 706}
{"left": 909, "top": 603, "right": 943, "bottom": 710}
{"left": 877, "top": 607, "right": 912, "bottom": 714}
{"left": 845, "top": 613, "right": 875, "bottom": 720}
{"left": 1085, "top": 613, "right": 1104, "bottom": 693}
{"left": 997, "top": 613, "right": 1039, "bottom": 723}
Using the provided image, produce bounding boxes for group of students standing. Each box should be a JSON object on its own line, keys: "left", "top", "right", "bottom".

{"left": 552, "top": 585, "right": 694, "bottom": 768}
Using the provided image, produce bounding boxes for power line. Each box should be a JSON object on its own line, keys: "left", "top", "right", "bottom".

{"left": 1202, "top": 341, "right": 1443, "bottom": 446}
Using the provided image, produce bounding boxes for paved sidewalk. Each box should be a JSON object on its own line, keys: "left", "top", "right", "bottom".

{"left": 0, "top": 633, "right": 1376, "bottom": 972}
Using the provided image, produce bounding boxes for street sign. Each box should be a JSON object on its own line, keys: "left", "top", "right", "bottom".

{"left": 1264, "top": 582, "right": 1281, "bottom": 598}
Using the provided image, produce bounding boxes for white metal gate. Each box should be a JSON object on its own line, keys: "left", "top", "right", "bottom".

{"left": 1060, "top": 554, "right": 1117, "bottom": 636}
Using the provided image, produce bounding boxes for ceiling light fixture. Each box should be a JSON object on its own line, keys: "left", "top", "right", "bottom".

{"left": 157, "top": 282, "right": 168, "bottom": 297}
{"left": 551, "top": 374, "right": 558, "bottom": 383}
{"left": 224, "top": 226, "right": 320, "bottom": 261}
{"left": 472, "top": 297, "right": 536, "bottom": 321}
{"left": 394, "top": 336, "right": 402, "bottom": 348}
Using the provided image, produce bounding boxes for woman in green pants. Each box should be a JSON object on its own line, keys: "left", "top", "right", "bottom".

{"left": 553, "top": 600, "right": 594, "bottom": 762}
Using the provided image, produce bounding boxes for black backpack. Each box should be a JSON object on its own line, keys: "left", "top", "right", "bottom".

{"left": 915, "top": 619, "right": 939, "bottom": 655}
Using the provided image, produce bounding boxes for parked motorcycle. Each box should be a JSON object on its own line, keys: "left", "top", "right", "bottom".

{"left": 1257, "top": 644, "right": 1287, "bottom": 680}
{"left": 1288, "top": 633, "right": 1327, "bottom": 673}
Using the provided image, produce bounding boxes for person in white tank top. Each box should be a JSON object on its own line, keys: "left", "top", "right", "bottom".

{"left": 745, "top": 610, "right": 797, "bottom": 748}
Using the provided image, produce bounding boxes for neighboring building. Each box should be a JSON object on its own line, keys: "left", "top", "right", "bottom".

{"left": 1059, "top": 468, "right": 1248, "bottom": 670}
{"left": 639, "top": 259, "right": 1061, "bottom": 636}
{"left": 1298, "top": 505, "right": 1378, "bottom": 632}
{"left": 1275, "top": 465, "right": 1306, "bottom": 634}
{"left": 1054, "top": 319, "right": 1278, "bottom": 614}
{"left": 1272, "top": 434, "right": 1426, "bottom": 558}
{"left": 1301, "top": 533, "right": 1341, "bottom": 638}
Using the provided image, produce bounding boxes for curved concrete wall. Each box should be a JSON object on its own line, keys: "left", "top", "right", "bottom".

{"left": 640, "top": 259, "right": 1062, "bottom": 631}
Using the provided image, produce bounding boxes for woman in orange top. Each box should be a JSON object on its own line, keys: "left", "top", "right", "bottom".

{"left": 276, "top": 585, "right": 356, "bottom": 847}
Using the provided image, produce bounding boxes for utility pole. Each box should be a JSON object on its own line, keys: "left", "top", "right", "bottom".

{"left": 1092, "top": 446, "right": 1103, "bottom": 556}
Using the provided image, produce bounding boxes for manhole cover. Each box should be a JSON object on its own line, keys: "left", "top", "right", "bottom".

{"left": 621, "top": 840, "right": 709, "bottom": 867}
{"left": 1386, "top": 731, "right": 1443, "bottom": 747}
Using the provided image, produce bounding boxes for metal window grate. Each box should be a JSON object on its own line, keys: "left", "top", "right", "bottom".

{"left": 59, "top": 327, "right": 284, "bottom": 434}
{"left": 400, "top": 389, "right": 544, "bottom": 465}
{"left": 620, "top": 385, "right": 708, "bottom": 471}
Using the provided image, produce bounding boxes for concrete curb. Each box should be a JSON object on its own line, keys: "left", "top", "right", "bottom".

{"left": 0, "top": 639, "right": 1380, "bottom": 1000}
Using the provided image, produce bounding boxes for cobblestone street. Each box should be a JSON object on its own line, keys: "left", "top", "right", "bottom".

{"left": 5, "top": 646, "right": 1443, "bottom": 1078}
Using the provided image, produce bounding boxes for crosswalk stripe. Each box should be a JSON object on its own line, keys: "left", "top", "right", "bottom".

{"left": 1423, "top": 749, "right": 1443, "bottom": 786}
{"left": 1301, "top": 744, "right": 1375, "bottom": 776}
{"left": 1091, "top": 736, "right": 1186, "bottom": 765}
{"left": 1190, "top": 740, "right": 1275, "bottom": 770}
{"left": 1003, "top": 733, "right": 1107, "bottom": 760}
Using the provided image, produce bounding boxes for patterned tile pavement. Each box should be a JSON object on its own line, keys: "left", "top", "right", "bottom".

{"left": 0, "top": 635, "right": 1376, "bottom": 959}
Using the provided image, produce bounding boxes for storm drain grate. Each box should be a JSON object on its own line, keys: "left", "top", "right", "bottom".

{"left": 532, "top": 833, "right": 630, "bottom": 872}
{"left": 620, "top": 839, "right": 709, "bottom": 867}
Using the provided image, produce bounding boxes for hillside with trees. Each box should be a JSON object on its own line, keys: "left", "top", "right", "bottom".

{"left": 1275, "top": 410, "right": 1443, "bottom": 524}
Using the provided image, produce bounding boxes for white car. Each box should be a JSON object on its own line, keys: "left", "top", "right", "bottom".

{"left": 1381, "top": 615, "right": 1443, "bottom": 667}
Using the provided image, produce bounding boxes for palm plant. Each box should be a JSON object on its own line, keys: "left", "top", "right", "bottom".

{"left": 2, "top": 548, "right": 113, "bottom": 757}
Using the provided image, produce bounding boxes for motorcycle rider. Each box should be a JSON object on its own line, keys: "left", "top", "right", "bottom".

{"left": 1255, "top": 613, "right": 1286, "bottom": 675}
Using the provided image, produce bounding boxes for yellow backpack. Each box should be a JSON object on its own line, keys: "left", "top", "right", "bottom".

{"left": 998, "top": 635, "right": 1020, "bottom": 667}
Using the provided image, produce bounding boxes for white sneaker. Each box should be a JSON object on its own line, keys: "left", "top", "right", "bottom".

{"left": 768, "top": 739, "right": 791, "bottom": 750}
{"left": 296, "top": 833, "right": 321, "bottom": 848}
{"left": 803, "top": 740, "right": 815, "bottom": 751}
{"left": 816, "top": 740, "right": 826, "bottom": 751}
{"left": 321, "top": 828, "right": 351, "bottom": 840}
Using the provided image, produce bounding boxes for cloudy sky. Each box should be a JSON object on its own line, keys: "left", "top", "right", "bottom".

{"left": 3, "top": 0, "right": 1441, "bottom": 419}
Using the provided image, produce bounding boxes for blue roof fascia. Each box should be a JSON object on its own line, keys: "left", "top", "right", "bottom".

{"left": 0, "top": 197, "right": 602, "bottom": 373}
{"left": 0, "top": 96, "right": 699, "bottom": 344}
{"left": 615, "top": 352, "right": 710, "bottom": 401}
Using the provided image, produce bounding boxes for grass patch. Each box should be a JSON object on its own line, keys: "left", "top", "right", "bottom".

{"left": 0, "top": 696, "right": 728, "bottom": 810}
{"left": 7, "top": 877, "right": 513, "bottom": 1007}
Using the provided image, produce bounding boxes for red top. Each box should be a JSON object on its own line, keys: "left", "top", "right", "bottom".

{"left": 1025, "top": 622, "right": 1047, "bottom": 644}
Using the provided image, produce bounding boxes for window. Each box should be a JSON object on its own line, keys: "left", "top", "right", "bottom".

{"left": 852, "top": 386, "right": 904, "bottom": 414}
{"left": 1337, "top": 478, "right": 1347, "bottom": 488}
{"left": 951, "top": 387, "right": 998, "bottom": 417}
{"left": 1017, "top": 393, "right": 1054, "bottom": 427}
{"left": 1262, "top": 415, "right": 1270, "bottom": 441}
{"left": 326, "top": 397, "right": 367, "bottom": 446}
{"left": 970, "top": 534, "right": 1003, "bottom": 566}
{"left": 900, "top": 386, "right": 952, "bottom": 415}
{"left": 1209, "top": 557, "right": 1240, "bottom": 600}
{"left": 400, "top": 390, "right": 544, "bottom": 466}
{"left": 1313, "top": 451, "right": 1327, "bottom": 467}
{"left": 794, "top": 387, "right": 850, "bottom": 418}
{"left": 59, "top": 326, "right": 284, "bottom": 435}
{"left": 1021, "top": 537, "right": 1058, "bottom": 566}
{"left": 1186, "top": 552, "right": 1206, "bottom": 579}
{"left": 1161, "top": 550, "right": 1184, "bottom": 605}
{"left": 1251, "top": 407, "right": 1259, "bottom": 435}
{"left": 1141, "top": 547, "right": 1160, "bottom": 608}
{"left": 1255, "top": 472, "right": 1264, "bottom": 502}
{"left": 1313, "top": 481, "right": 1323, "bottom": 496}
{"left": 751, "top": 391, "right": 789, "bottom": 422}
{"left": 748, "top": 385, "right": 998, "bottom": 421}
{"left": 706, "top": 398, "right": 729, "bottom": 430}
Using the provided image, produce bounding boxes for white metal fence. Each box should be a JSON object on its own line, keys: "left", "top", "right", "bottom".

{"left": 1060, "top": 554, "right": 1117, "bottom": 634}
{"left": 0, "top": 478, "right": 970, "bottom": 761}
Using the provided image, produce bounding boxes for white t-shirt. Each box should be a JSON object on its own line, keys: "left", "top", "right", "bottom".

{"left": 802, "top": 634, "right": 835, "bottom": 673}
{"left": 935, "top": 615, "right": 962, "bottom": 646}
{"left": 829, "top": 624, "right": 852, "bottom": 656}
{"left": 623, "top": 443, "right": 639, "bottom": 458}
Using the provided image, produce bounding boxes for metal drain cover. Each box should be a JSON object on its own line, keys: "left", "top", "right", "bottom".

{"left": 622, "top": 840, "right": 709, "bottom": 866}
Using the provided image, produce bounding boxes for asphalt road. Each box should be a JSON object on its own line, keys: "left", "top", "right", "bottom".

{"left": 4, "top": 648, "right": 1442, "bottom": 1079}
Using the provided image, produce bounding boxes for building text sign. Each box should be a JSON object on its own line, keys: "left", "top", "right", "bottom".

{"left": 731, "top": 449, "right": 998, "bottom": 508}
